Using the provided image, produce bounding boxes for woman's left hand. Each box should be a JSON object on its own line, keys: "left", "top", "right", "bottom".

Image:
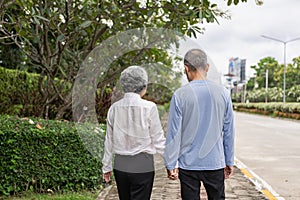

{"left": 103, "top": 171, "right": 112, "bottom": 183}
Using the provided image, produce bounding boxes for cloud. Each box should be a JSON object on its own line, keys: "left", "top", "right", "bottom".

{"left": 194, "top": 0, "right": 300, "bottom": 77}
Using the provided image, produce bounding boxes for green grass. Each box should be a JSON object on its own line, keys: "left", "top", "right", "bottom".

{"left": 1, "top": 191, "right": 99, "bottom": 200}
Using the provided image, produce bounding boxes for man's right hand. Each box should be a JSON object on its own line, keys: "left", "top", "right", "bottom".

{"left": 224, "top": 166, "right": 234, "bottom": 179}
{"left": 167, "top": 168, "right": 178, "bottom": 180}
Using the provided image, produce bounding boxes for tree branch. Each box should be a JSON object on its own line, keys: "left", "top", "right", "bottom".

{"left": 83, "top": 26, "right": 108, "bottom": 59}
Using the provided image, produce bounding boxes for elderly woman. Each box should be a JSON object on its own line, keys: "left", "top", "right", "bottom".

{"left": 102, "top": 66, "right": 165, "bottom": 200}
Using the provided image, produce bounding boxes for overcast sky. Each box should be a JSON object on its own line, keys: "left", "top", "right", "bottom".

{"left": 192, "top": 0, "right": 300, "bottom": 78}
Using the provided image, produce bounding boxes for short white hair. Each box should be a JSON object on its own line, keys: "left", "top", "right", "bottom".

{"left": 120, "top": 66, "right": 148, "bottom": 93}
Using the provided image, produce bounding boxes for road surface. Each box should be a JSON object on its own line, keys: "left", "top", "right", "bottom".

{"left": 235, "top": 112, "right": 300, "bottom": 200}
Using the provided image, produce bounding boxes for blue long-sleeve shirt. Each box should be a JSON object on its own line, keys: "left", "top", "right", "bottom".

{"left": 164, "top": 80, "right": 235, "bottom": 170}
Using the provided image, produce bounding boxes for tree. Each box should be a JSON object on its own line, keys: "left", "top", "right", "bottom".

{"left": 247, "top": 56, "right": 300, "bottom": 102}
{"left": 0, "top": 0, "right": 252, "bottom": 119}
{"left": 250, "top": 57, "right": 280, "bottom": 89}
{"left": 287, "top": 56, "right": 300, "bottom": 88}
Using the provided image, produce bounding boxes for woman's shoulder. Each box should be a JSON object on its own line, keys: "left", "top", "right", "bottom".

{"left": 140, "top": 98, "right": 157, "bottom": 108}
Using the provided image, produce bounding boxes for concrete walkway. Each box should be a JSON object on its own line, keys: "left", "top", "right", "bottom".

{"left": 97, "top": 165, "right": 268, "bottom": 200}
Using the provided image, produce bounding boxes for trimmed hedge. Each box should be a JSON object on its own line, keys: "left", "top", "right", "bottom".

{"left": 0, "top": 67, "right": 41, "bottom": 117}
{"left": 234, "top": 102, "right": 300, "bottom": 120}
{"left": 0, "top": 115, "right": 105, "bottom": 196}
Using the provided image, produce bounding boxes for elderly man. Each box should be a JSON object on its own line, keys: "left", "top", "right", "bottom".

{"left": 102, "top": 65, "right": 165, "bottom": 200}
{"left": 164, "top": 49, "right": 235, "bottom": 200}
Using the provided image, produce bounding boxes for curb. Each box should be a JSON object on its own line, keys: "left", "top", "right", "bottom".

{"left": 235, "top": 157, "right": 285, "bottom": 200}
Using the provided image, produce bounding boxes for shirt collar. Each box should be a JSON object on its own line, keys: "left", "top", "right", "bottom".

{"left": 124, "top": 92, "right": 141, "bottom": 99}
{"left": 189, "top": 79, "right": 207, "bottom": 84}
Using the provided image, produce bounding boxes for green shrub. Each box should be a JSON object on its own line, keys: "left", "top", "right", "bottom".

{"left": 233, "top": 102, "right": 300, "bottom": 119}
{"left": 0, "top": 115, "right": 105, "bottom": 196}
{"left": 245, "top": 86, "right": 300, "bottom": 103}
{"left": 0, "top": 67, "right": 42, "bottom": 117}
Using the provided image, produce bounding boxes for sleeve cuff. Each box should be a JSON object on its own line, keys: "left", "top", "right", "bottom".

{"left": 102, "top": 166, "right": 113, "bottom": 174}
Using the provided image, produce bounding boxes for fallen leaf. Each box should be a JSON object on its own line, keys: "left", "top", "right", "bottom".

{"left": 36, "top": 123, "right": 43, "bottom": 130}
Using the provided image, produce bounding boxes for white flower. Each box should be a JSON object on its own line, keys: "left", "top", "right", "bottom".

{"left": 136, "top": 0, "right": 147, "bottom": 8}
{"left": 162, "top": 14, "right": 170, "bottom": 22}
{"left": 24, "top": 9, "right": 30, "bottom": 15}
{"left": 101, "top": 19, "right": 113, "bottom": 28}
{"left": 59, "top": 14, "right": 66, "bottom": 23}
{"left": 29, "top": 119, "right": 35, "bottom": 124}
{"left": 78, "top": 5, "right": 83, "bottom": 10}
{"left": 156, "top": 0, "right": 162, "bottom": 7}
{"left": 61, "top": 41, "right": 66, "bottom": 45}
{"left": 157, "top": 8, "right": 164, "bottom": 17}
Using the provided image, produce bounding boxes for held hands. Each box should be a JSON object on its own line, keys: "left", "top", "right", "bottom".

{"left": 167, "top": 168, "right": 178, "bottom": 180}
{"left": 103, "top": 171, "right": 112, "bottom": 183}
{"left": 224, "top": 166, "right": 234, "bottom": 179}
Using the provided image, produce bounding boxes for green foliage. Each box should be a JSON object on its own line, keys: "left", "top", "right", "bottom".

{"left": 246, "top": 56, "right": 300, "bottom": 103}
{"left": 0, "top": 44, "right": 28, "bottom": 71}
{"left": 227, "top": 0, "right": 248, "bottom": 6}
{"left": 0, "top": 67, "right": 42, "bottom": 116}
{"left": 0, "top": 0, "right": 248, "bottom": 119}
{"left": 234, "top": 102, "right": 300, "bottom": 120}
{"left": 288, "top": 85, "right": 300, "bottom": 102}
{"left": 244, "top": 87, "right": 300, "bottom": 103}
{"left": 0, "top": 67, "right": 73, "bottom": 119}
{"left": 3, "top": 191, "right": 98, "bottom": 200}
{"left": 250, "top": 57, "right": 280, "bottom": 89}
{"left": 0, "top": 115, "right": 105, "bottom": 196}
{"left": 248, "top": 56, "right": 300, "bottom": 100}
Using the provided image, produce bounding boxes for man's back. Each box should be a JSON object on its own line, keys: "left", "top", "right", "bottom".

{"left": 165, "top": 79, "right": 234, "bottom": 170}
{"left": 164, "top": 48, "right": 234, "bottom": 200}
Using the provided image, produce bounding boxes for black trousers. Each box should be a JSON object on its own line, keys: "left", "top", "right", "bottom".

{"left": 179, "top": 168, "right": 225, "bottom": 200}
{"left": 113, "top": 169, "right": 154, "bottom": 200}
{"left": 113, "top": 153, "right": 155, "bottom": 200}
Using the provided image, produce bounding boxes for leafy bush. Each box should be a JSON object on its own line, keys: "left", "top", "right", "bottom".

{"left": 0, "top": 115, "right": 105, "bottom": 196}
{"left": 0, "top": 67, "right": 73, "bottom": 119}
{"left": 245, "top": 86, "right": 300, "bottom": 103}
{"left": 0, "top": 67, "right": 42, "bottom": 117}
{"left": 233, "top": 102, "right": 300, "bottom": 120}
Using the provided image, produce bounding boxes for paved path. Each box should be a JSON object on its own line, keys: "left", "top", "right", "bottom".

{"left": 97, "top": 166, "right": 268, "bottom": 200}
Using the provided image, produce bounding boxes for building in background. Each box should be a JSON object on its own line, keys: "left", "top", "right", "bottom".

{"left": 224, "top": 57, "right": 247, "bottom": 102}
{"left": 224, "top": 57, "right": 246, "bottom": 88}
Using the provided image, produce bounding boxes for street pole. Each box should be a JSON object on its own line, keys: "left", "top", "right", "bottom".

{"left": 283, "top": 42, "right": 286, "bottom": 103}
{"left": 261, "top": 35, "right": 300, "bottom": 103}
{"left": 265, "top": 69, "right": 268, "bottom": 103}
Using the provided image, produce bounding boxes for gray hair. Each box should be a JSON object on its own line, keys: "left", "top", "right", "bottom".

{"left": 120, "top": 66, "right": 148, "bottom": 93}
{"left": 184, "top": 49, "right": 207, "bottom": 71}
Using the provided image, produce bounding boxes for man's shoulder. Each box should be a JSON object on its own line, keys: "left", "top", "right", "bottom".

{"left": 207, "top": 80, "right": 230, "bottom": 93}
{"left": 174, "top": 83, "right": 191, "bottom": 94}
